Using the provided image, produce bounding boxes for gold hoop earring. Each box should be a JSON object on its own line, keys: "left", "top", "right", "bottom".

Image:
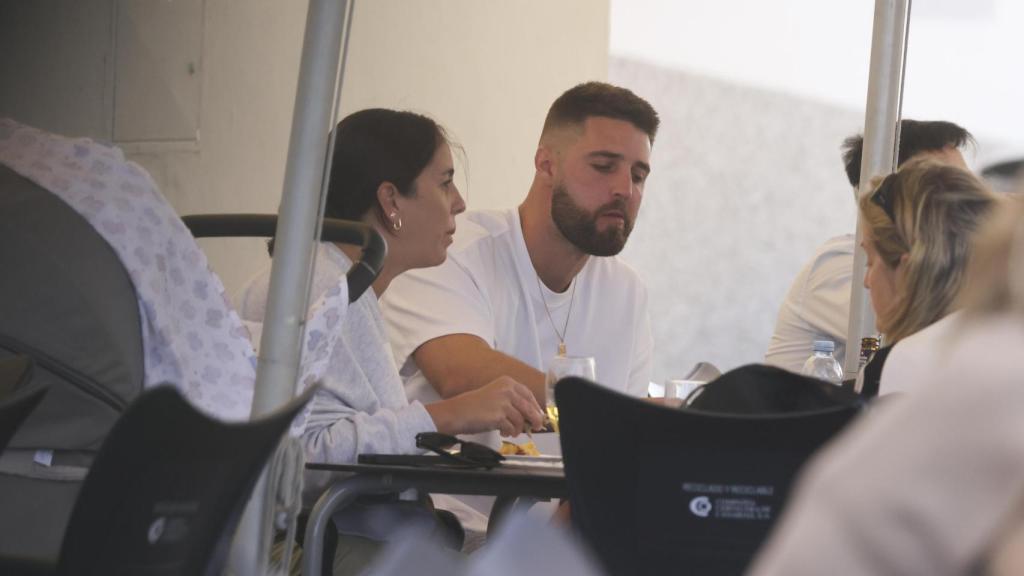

{"left": 389, "top": 212, "right": 402, "bottom": 232}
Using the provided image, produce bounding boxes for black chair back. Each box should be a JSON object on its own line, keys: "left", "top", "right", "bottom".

{"left": 685, "top": 363, "right": 866, "bottom": 414}
{"left": 556, "top": 377, "right": 860, "bottom": 576}
{"left": 0, "top": 355, "right": 47, "bottom": 453}
{"left": 181, "top": 213, "right": 385, "bottom": 304}
{"left": 55, "top": 385, "right": 314, "bottom": 576}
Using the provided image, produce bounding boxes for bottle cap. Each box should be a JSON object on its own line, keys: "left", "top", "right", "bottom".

{"left": 812, "top": 340, "right": 835, "bottom": 353}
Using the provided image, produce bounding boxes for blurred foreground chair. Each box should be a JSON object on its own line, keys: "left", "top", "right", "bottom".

{"left": 0, "top": 355, "right": 48, "bottom": 453}
{"left": 556, "top": 376, "right": 861, "bottom": 576}
{"left": 0, "top": 384, "right": 315, "bottom": 576}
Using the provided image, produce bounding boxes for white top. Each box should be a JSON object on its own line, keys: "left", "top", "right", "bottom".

{"left": 381, "top": 207, "right": 653, "bottom": 405}
{"left": 239, "top": 245, "right": 436, "bottom": 470}
{"left": 765, "top": 234, "right": 855, "bottom": 373}
{"left": 749, "top": 314, "right": 1024, "bottom": 576}
{"left": 878, "top": 311, "right": 962, "bottom": 396}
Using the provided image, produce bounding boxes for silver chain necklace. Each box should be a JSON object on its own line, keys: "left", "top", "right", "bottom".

{"left": 535, "top": 274, "right": 577, "bottom": 357}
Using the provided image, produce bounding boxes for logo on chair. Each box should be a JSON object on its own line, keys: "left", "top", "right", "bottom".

{"left": 689, "top": 496, "right": 712, "bottom": 518}
{"left": 147, "top": 516, "right": 166, "bottom": 544}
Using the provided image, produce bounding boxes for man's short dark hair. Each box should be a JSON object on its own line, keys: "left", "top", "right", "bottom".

{"left": 841, "top": 119, "right": 973, "bottom": 187}
{"left": 542, "top": 81, "right": 660, "bottom": 143}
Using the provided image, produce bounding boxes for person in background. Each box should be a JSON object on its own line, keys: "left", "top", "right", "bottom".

{"left": 855, "top": 157, "right": 997, "bottom": 395}
{"left": 765, "top": 120, "right": 973, "bottom": 372}
{"left": 239, "top": 109, "right": 545, "bottom": 574}
{"left": 380, "top": 82, "right": 659, "bottom": 436}
{"left": 748, "top": 196, "right": 1024, "bottom": 576}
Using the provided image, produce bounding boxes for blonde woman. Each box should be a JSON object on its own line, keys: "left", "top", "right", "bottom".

{"left": 750, "top": 195, "right": 1024, "bottom": 576}
{"left": 856, "top": 157, "right": 997, "bottom": 396}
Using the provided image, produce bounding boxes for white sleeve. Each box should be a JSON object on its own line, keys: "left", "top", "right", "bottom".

{"left": 764, "top": 260, "right": 815, "bottom": 372}
{"left": 627, "top": 283, "right": 654, "bottom": 397}
{"left": 301, "top": 388, "right": 436, "bottom": 464}
{"left": 765, "top": 248, "right": 852, "bottom": 373}
{"left": 381, "top": 254, "right": 495, "bottom": 367}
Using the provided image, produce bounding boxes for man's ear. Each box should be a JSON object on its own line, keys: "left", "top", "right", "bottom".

{"left": 535, "top": 145, "right": 555, "bottom": 182}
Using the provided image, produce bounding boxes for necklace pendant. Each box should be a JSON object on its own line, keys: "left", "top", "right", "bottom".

{"left": 557, "top": 342, "right": 567, "bottom": 357}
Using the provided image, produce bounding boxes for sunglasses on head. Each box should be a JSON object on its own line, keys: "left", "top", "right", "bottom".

{"left": 870, "top": 172, "right": 898, "bottom": 222}
{"left": 415, "top": 432, "right": 505, "bottom": 468}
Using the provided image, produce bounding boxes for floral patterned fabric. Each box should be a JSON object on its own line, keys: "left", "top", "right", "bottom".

{"left": 0, "top": 118, "right": 345, "bottom": 430}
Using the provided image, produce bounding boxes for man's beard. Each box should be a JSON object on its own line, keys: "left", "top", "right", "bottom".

{"left": 550, "top": 183, "right": 634, "bottom": 256}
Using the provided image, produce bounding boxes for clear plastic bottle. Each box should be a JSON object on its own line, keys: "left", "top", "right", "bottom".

{"left": 801, "top": 340, "right": 844, "bottom": 385}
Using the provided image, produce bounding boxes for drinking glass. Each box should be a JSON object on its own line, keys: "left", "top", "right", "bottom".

{"left": 544, "top": 355, "right": 596, "bottom": 432}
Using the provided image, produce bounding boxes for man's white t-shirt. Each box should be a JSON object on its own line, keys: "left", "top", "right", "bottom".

{"left": 380, "top": 208, "right": 653, "bottom": 410}
{"left": 765, "top": 235, "right": 855, "bottom": 373}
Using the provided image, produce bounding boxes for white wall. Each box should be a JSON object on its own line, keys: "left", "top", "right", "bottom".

{"left": 608, "top": 0, "right": 1024, "bottom": 379}
{"left": 0, "top": 0, "right": 610, "bottom": 295}
{"left": 612, "top": 58, "right": 862, "bottom": 381}
{"left": 152, "top": 0, "right": 610, "bottom": 294}
{"left": 0, "top": 0, "right": 116, "bottom": 139}
{"left": 336, "top": 1, "right": 610, "bottom": 211}
{"left": 610, "top": 0, "right": 1024, "bottom": 159}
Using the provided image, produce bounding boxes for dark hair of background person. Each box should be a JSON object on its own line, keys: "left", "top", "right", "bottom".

{"left": 542, "top": 81, "right": 661, "bottom": 143}
{"left": 842, "top": 119, "right": 973, "bottom": 188}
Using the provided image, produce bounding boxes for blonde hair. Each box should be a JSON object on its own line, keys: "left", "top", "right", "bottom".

{"left": 859, "top": 157, "right": 998, "bottom": 343}
{"left": 959, "top": 195, "right": 1024, "bottom": 316}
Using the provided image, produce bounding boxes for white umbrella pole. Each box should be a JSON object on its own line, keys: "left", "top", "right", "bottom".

{"left": 229, "top": 1, "right": 351, "bottom": 573}
{"left": 844, "top": 0, "right": 912, "bottom": 375}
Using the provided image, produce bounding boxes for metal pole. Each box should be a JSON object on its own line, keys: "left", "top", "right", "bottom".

{"left": 229, "top": 1, "right": 350, "bottom": 573}
{"left": 844, "top": 0, "right": 911, "bottom": 376}
{"left": 254, "top": 0, "right": 348, "bottom": 418}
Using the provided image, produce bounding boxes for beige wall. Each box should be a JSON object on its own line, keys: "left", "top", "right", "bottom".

{"left": 337, "top": 1, "right": 610, "bottom": 210}
{"left": 144, "top": 0, "right": 610, "bottom": 294}
{"left": 0, "top": 0, "right": 610, "bottom": 294}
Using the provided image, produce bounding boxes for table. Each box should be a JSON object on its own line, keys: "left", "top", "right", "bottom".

{"left": 301, "top": 460, "right": 567, "bottom": 575}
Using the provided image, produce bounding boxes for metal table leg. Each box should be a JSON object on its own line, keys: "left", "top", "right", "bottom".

{"left": 301, "top": 474, "right": 410, "bottom": 576}
{"left": 487, "top": 496, "right": 541, "bottom": 538}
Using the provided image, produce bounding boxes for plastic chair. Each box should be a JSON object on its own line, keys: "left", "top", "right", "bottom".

{"left": 556, "top": 376, "right": 861, "bottom": 576}
{"left": 684, "top": 363, "right": 866, "bottom": 414}
{"left": 0, "top": 384, "right": 315, "bottom": 576}
{"left": 0, "top": 355, "right": 48, "bottom": 453}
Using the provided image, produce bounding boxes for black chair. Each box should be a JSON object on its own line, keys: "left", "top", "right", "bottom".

{"left": 0, "top": 355, "right": 48, "bottom": 453}
{"left": 556, "top": 377, "right": 861, "bottom": 576}
{"left": 0, "top": 384, "right": 315, "bottom": 576}
{"left": 684, "top": 363, "right": 867, "bottom": 414}
{"left": 181, "top": 213, "right": 385, "bottom": 304}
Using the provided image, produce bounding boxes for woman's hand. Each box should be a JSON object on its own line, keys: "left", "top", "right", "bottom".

{"left": 426, "top": 376, "right": 546, "bottom": 437}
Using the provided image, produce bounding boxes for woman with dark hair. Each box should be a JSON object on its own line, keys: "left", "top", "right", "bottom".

{"left": 240, "top": 109, "right": 544, "bottom": 573}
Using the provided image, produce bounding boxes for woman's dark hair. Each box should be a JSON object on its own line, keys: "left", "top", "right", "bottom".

{"left": 325, "top": 108, "right": 449, "bottom": 225}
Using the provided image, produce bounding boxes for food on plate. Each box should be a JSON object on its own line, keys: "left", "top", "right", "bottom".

{"left": 500, "top": 439, "right": 541, "bottom": 456}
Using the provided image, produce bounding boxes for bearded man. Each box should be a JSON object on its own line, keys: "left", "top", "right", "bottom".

{"left": 381, "top": 82, "right": 660, "bottom": 418}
